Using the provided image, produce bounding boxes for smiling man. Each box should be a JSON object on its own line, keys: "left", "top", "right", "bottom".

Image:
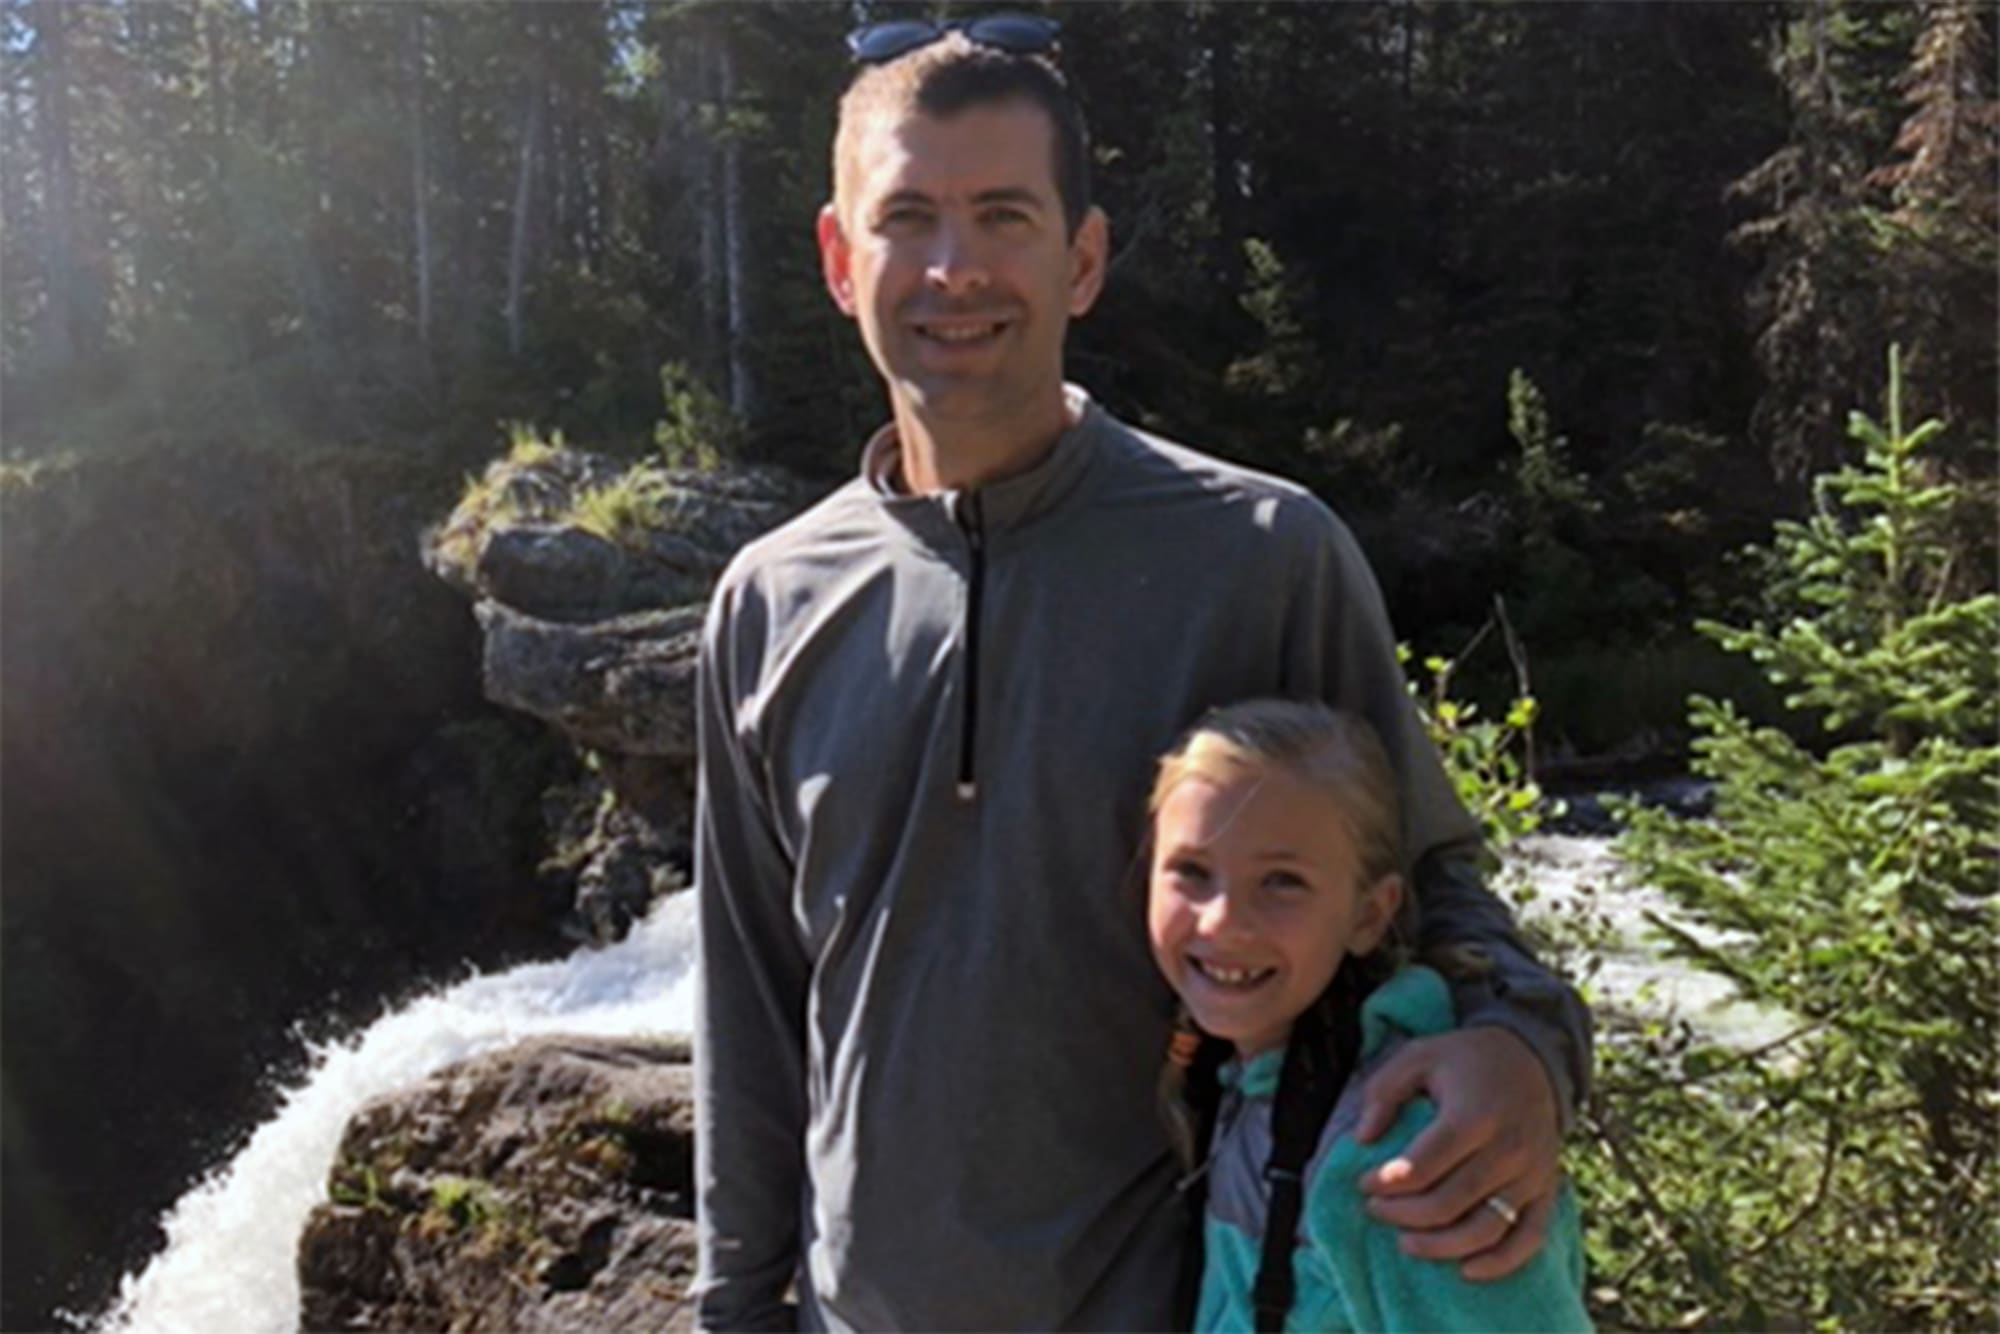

{"left": 819, "top": 37, "right": 1106, "bottom": 492}
{"left": 693, "top": 20, "right": 1590, "bottom": 1331}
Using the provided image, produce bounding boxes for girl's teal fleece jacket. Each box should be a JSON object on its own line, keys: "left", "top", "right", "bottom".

{"left": 1196, "top": 965, "right": 1593, "bottom": 1332}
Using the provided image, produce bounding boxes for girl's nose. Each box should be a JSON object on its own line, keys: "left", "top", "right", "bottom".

{"left": 1193, "top": 885, "right": 1251, "bottom": 938}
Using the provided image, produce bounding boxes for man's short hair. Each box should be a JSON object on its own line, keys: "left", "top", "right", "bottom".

{"left": 834, "top": 32, "right": 1092, "bottom": 237}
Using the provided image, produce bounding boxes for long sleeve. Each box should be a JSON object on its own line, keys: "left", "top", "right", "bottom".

{"left": 1285, "top": 505, "right": 1593, "bottom": 1118}
{"left": 1416, "top": 852, "right": 1594, "bottom": 1126}
{"left": 1313, "top": 1098, "right": 1594, "bottom": 1333}
{"left": 693, "top": 579, "right": 810, "bottom": 1331}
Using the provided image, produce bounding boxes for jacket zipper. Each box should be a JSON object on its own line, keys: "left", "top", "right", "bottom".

{"left": 957, "top": 492, "right": 985, "bottom": 801}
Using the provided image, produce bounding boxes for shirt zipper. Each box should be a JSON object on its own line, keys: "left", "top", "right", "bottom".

{"left": 957, "top": 492, "right": 985, "bottom": 802}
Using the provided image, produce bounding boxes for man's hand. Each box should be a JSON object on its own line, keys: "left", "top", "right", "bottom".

{"left": 1354, "top": 1026, "right": 1561, "bottom": 1281}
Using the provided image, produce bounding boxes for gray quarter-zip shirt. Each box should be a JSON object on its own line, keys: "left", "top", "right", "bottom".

{"left": 694, "top": 389, "right": 1588, "bottom": 1331}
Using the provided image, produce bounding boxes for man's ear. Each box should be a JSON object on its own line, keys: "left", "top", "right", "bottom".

{"left": 1350, "top": 873, "right": 1405, "bottom": 957}
{"left": 1067, "top": 205, "right": 1110, "bottom": 318}
{"left": 818, "top": 203, "right": 857, "bottom": 316}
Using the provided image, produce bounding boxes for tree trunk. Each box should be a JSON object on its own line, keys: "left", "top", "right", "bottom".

{"left": 31, "top": 0, "right": 77, "bottom": 377}
{"left": 407, "top": 6, "right": 432, "bottom": 349}
{"left": 506, "top": 51, "right": 546, "bottom": 360}
{"left": 1204, "top": 6, "right": 1245, "bottom": 296}
{"left": 589, "top": 103, "right": 611, "bottom": 268}
{"left": 696, "top": 38, "right": 725, "bottom": 376}
{"left": 202, "top": 3, "right": 228, "bottom": 189}
{"left": 296, "top": 0, "right": 339, "bottom": 368}
{"left": 718, "top": 36, "right": 755, "bottom": 424}
{"left": 551, "top": 85, "right": 572, "bottom": 264}
{"left": 255, "top": 0, "right": 276, "bottom": 143}
{"left": 1401, "top": 0, "right": 1415, "bottom": 99}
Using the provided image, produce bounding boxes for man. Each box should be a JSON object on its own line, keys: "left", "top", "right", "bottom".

{"left": 695, "top": 21, "right": 1588, "bottom": 1330}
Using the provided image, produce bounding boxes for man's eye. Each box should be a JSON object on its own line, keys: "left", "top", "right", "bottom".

{"left": 983, "top": 207, "right": 1031, "bottom": 225}
{"left": 878, "top": 207, "right": 930, "bottom": 228}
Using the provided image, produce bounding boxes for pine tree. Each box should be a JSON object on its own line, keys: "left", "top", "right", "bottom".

{"left": 1866, "top": 0, "right": 1999, "bottom": 472}
{"left": 1730, "top": 2, "right": 1916, "bottom": 479}
{"left": 1595, "top": 347, "right": 1999, "bottom": 1328}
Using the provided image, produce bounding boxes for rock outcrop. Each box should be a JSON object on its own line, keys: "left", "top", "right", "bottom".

{"left": 298, "top": 1037, "right": 698, "bottom": 1332}
{"left": 424, "top": 446, "right": 813, "bottom": 939}
{"left": 293, "top": 443, "right": 813, "bottom": 1324}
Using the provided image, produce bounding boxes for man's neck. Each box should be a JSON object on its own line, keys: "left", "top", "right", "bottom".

{"left": 892, "top": 389, "right": 1074, "bottom": 495}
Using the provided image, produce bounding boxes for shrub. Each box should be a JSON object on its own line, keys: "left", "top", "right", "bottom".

{"left": 1405, "top": 605, "right": 1554, "bottom": 850}
{"left": 653, "top": 362, "right": 737, "bottom": 473}
{"left": 1583, "top": 348, "right": 1998, "bottom": 1329}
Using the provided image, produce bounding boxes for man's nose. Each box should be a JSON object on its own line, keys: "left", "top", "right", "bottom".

{"left": 923, "top": 219, "right": 991, "bottom": 296}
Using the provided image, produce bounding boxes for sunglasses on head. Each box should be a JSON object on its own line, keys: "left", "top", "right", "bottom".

{"left": 846, "top": 12, "right": 1062, "bottom": 65}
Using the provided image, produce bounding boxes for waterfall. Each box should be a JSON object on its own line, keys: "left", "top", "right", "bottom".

{"left": 94, "top": 893, "right": 699, "bottom": 1334}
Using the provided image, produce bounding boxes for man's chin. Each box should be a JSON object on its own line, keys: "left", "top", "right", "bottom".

{"left": 892, "top": 371, "right": 1062, "bottom": 423}
{"left": 896, "top": 377, "right": 1011, "bottom": 420}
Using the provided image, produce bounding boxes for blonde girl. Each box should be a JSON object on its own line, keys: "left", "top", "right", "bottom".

{"left": 1147, "top": 699, "right": 1590, "bottom": 1333}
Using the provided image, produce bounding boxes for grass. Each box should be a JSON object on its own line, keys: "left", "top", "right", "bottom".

{"left": 564, "top": 467, "right": 678, "bottom": 551}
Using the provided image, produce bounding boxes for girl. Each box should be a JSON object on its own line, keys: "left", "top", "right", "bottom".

{"left": 1147, "top": 699, "right": 1591, "bottom": 1333}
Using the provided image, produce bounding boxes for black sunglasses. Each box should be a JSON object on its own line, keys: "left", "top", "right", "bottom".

{"left": 846, "top": 12, "right": 1062, "bottom": 65}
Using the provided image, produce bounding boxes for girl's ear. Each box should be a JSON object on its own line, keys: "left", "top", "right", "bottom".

{"left": 1349, "top": 873, "right": 1404, "bottom": 956}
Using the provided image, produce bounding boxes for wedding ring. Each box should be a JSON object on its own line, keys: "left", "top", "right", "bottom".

{"left": 1484, "top": 1193, "right": 1521, "bottom": 1228}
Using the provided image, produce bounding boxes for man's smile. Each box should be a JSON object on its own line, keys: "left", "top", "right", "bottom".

{"left": 910, "top": 317, "right": 1013, "bottom": 346}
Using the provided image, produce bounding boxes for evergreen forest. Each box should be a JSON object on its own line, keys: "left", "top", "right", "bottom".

{"left": 2, "top": 1, "right": 1995, "bottom": 1328}
{"left": 7, "top": 0, "right": 1992, "bottom": 732}
{"left": 6, "top": 2, "right": 1992, "bottom": 742}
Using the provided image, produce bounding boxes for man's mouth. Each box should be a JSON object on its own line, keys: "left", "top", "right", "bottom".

{"left": 1188, "top": 958, "right": 1277, "bottom": 991}
{"left": 913, "top": 320, "right": 1008, "bottom": 346}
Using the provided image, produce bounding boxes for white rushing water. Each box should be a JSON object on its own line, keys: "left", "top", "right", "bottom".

{"left": 97, "top": 833, "right": 1779, "bottom": 1334}
{"left": 1504, "top": 832, "right": 1789, "bottom": 1049}
{"left": 95, "top": 892, "right": 699, "bottom": 1334}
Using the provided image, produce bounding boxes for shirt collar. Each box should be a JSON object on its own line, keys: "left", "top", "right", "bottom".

{"left": 860, "top": 384, "right": 1105, "bottom": 538}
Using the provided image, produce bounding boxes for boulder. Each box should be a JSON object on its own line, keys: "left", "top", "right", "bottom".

{"left": 298, "top": 1036, "right": 698, "bottom": 1333}
{"left": 424, "top": 447, "right": 817, "bottom": 940}
{"left": 426, "top": 448, "right": 803, "bottom": 627}
{"left": 475, "top": 602, "right": 706, "bottom": 759}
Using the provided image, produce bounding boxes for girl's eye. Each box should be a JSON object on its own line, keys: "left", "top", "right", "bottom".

{"left": 1166, "top": 859, "right": 1211, "bottom": 886}
{"left": 1262, "top": 870, "right": 1310, "bottom": 893}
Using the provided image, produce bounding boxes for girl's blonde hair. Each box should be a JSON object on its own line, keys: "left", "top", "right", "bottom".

{"left": 1149, "top": 698, "right": 1405, "bottom": 889}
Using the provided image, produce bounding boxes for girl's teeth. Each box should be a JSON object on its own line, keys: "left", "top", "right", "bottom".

{"left": 1195, "top": 960, "right": 1272, "bottom": 987}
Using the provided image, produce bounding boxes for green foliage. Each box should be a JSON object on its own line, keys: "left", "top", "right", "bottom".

{"left": 1621, "top": 421, "right": 1730, "bottom": 510}
{"left": 653, "top": 362, "right": 738, "bottom": 473}
{"left": 427, "top": 1175, "right": 502, "bottom": 1233}
{"left": 1224, "top": 239, "right": 1316, "bottom": 400}
{"left": 1578, "top": 349, "right": 2000, "bottom": 1329}
{"left": 1401, "top": 620, "right": 1553, "bottom": 851}
{"left": 503, "top": 422, "right": 565, "bottom": 469}
{"left": 1702, "top": 350, "right": 1997, "bottom": 742}
{"left": 566, "top": 467, "right": 677, "bottom": 551}
{"left": 1507, "top": 369, "right": 1599, "bottom": 534}
{"left": 1529, "top": 636, "right": 1782, "bottom": 759}
{"left": 328, "top": 1160, "right": 392, "bottom": 1214}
